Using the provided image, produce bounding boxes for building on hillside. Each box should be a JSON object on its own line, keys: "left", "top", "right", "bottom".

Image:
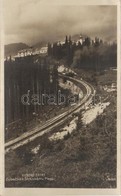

{"left": 39, "top": 46, "right": 48, "bottom": 55}
{"left": 75, "top": 35, "right": 84, "bottom": 46}
{"left": 17, "top": 48, "right": 33, "bottom": 57}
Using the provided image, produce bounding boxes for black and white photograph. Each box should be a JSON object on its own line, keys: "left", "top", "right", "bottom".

{"left": 0, "top": 0, "right": 120, "bottom": 193}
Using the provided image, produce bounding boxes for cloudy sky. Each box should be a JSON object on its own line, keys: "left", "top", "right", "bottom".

{"left": 4, "top": 0, "right": 117, "bottom": 45}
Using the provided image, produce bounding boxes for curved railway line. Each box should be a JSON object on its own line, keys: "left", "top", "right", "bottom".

{"left": 5, "top": 75, "right": 95, "bottom": 153}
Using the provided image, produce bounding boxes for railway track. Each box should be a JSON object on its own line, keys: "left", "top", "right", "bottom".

{"left": 5, "top": 76, "right": 95, "bottom": 153}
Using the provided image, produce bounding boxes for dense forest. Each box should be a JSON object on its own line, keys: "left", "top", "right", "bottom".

{"left": 48, "top": 36, "right": 117, "bottom": 71}
{"left": 5, "top": 56, "right": 58, "bottom": 124}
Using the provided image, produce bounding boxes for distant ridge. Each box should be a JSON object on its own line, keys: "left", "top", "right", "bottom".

{"left": 5, "top": 43, "right": 30, "bottom": 57}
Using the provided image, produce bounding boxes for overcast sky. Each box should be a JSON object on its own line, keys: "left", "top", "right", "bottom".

{"left": 4, "top": 0, "right": 117, "bottom": 45}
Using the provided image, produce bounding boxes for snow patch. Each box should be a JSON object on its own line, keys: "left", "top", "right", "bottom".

{"left": 58, "top": 65, "right": 65, "bottom": 73}
{"left": 31, "top": 144, "right": 40, "bottom": 154}
{"left": 49, "top": 117, "right": 78, "bottom": 141}
{"left": 82, "top": 102, "right": 110, "bottom": 125}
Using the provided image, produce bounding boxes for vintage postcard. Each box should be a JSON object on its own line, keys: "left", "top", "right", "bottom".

{"left": 0, "top": 0, "right": 121, "bottom": 195}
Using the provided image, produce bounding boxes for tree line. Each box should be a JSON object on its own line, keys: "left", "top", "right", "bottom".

{"left": 48, "top": 36, "right": 117, "bottom": 71}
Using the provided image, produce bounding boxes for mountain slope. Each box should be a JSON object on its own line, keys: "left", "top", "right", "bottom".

{"left": 5, "top": 43, "right": 29, "bottom": 57}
